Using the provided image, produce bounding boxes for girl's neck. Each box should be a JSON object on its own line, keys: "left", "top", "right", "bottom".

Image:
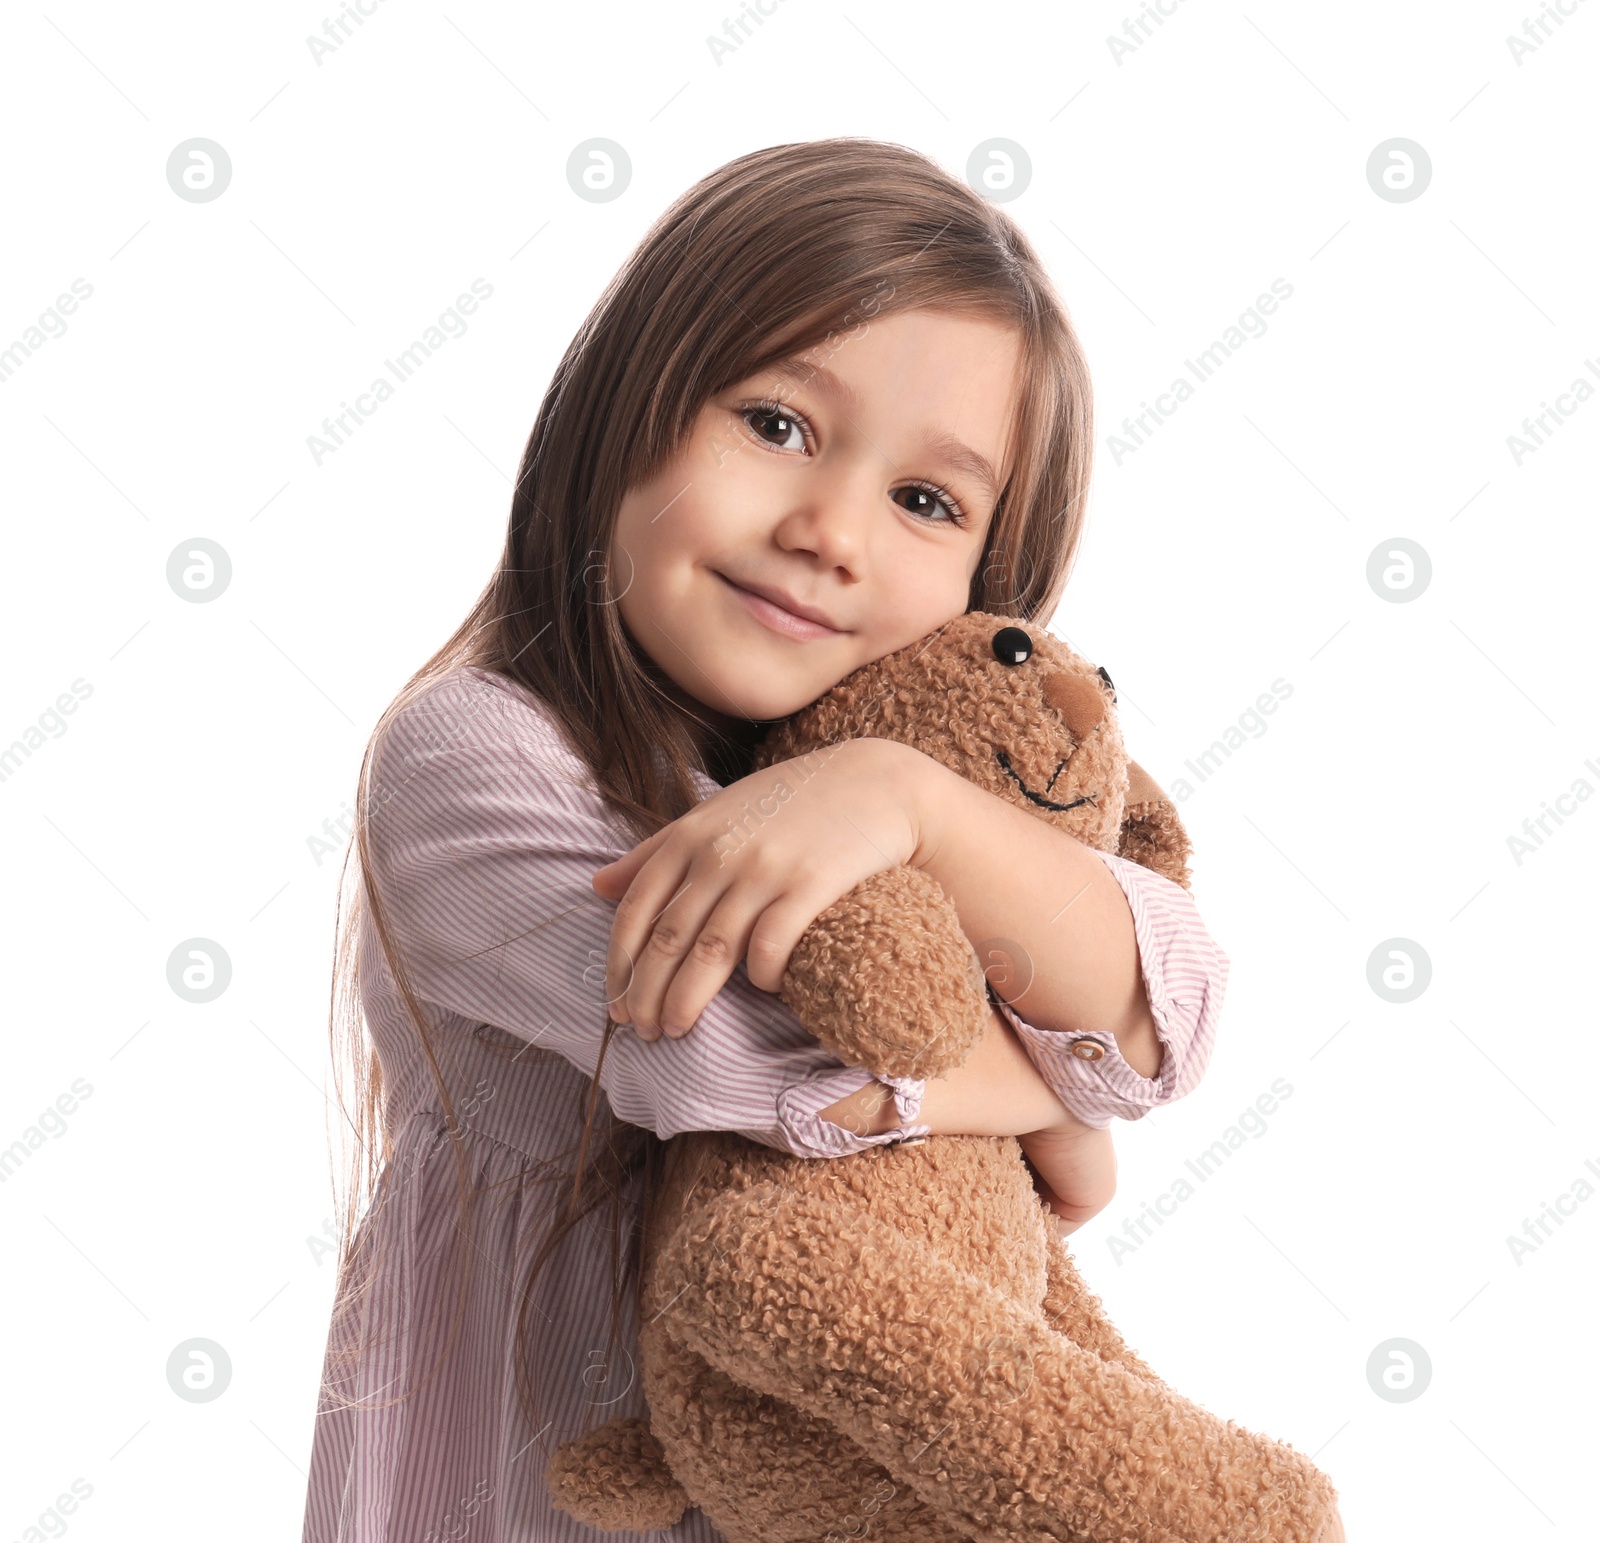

{"left": 649, "top": 669, "right": 764, "bottom": 786}
{"left": 700, "top": 721, "right": 764, "bottom": 787}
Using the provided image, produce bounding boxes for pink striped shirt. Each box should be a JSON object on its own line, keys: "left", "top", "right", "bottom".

{"left": 302, "top": 664, "right": 1227, "bottom": 1541}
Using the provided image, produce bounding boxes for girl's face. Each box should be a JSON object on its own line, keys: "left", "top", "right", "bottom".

{"left": 610, "top": 306, "right": 1024, "bottom": 742}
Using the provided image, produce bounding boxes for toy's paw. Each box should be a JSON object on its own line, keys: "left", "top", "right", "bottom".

{"left": 546, "top": 1416, "right": 690, "bottom": 1533}
{"left": 779, "top": 865, "right": 989, "bottom": 1079}
{"left": 1118, "top": 798, "right": 1193, "bottom": 890}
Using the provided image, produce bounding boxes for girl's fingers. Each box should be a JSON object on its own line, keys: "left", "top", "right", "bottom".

{"left": 654, "top": 886, "right": 815, "bottom": 1037}
{"left": 592, "top": 828, "right": 667, "bottom": 897}
{"left": 654, "top": 887, "right": 766, "bottom": 1037}
{"left": 737, "top": 888, "right": 826, "bottom": 994}
{"left": 629, "top": 878, "right": 818, "bottom": 1040}
{"left": 613, "top": 866, "right": 726, "bottom": 1036}
{"left": 602, "top": 862, "right": 694, "bottom": 1030}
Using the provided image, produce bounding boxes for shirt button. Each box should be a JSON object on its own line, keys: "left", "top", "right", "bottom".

{"left": 1069, "top": 1039, "right": 1106, "bottom": 1061}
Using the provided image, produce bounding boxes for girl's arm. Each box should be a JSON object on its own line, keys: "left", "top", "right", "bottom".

{"left": 818, "top": 999, "right": 1120, "bottom": 1234}
{"left": 818, "top": 998, "right": 1083, "bottom": 1138}
{"left": 904, "top": 745, "right": 1227, "bottom": 1131}
{"left": 365, "top": 670, "right": 933, "bottom": 1162}
{"left": 587, "top": 727, "right": 1220, "bottom": 1136}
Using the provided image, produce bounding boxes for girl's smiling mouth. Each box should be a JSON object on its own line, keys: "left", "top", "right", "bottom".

{"left": 714, "top": 570, "right": 849, "bottom": 641}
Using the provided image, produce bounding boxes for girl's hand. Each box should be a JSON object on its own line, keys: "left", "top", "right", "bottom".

{"left": 1019, "top": 1121, "right": 1118, "bottom": 1236}
{"left": 592, "top": 738, "right": 929, "bottom": 1040}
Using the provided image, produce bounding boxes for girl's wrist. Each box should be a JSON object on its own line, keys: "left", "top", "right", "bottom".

{"left": 839, "top": 736, "right": 941, "bottom": 869}
{"left": 854, "top": 738, "right": 952, "bottom": 873}
{"left": 918, "top": 1000, "right": 1086, "bottom": 1139}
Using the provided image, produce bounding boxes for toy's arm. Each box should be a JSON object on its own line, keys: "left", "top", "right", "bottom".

{"left": 663, "top": 1178, "right": 1345, "bottom": 1543}
{"left": 1119, "top": 759, "right": 1194, "bottom": 888}
{"left": 778, "top": 863, "right": 993, "bottom": 1081}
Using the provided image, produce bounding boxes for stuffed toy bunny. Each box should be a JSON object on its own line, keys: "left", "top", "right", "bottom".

{"left": 547, "top": 612, "right": 1345, "bottom": 1543}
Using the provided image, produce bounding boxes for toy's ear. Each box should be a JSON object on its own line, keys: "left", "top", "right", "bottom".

{"left": 1118, "top": 760, "right": 1193, "bottom": 890}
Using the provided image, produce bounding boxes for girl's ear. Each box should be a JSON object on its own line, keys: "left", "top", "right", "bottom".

{"left": 1117, "top": 759, "right": 1194, "bottom": 890}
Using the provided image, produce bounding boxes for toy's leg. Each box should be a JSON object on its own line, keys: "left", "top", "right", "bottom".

{"left": 637, "top": 1331, "right": 976, "bottom": 1543}
{"left": 1039, "top": 1227, "right": 1165, "bottom": 1384}
{"left": 660, "top": 1180, "right": 1342, "bottom": 1543}
{"left": 545, "top": 1416, "right": 690, "bottom": 1534}
{"left": 1038, "top": 1230, "right": 1346, "bottom": 1541}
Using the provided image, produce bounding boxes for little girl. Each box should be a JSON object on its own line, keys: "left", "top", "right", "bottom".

{"left": 303, "top": 137, "right": 1227, "bottom": 1543}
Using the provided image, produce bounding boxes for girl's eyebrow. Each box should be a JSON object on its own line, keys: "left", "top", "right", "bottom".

{"left": 759, "top": 355, "right": 1001, "bottom": 504}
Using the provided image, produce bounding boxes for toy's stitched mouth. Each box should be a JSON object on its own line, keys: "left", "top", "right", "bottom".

{"left": 995, "top": 750, "right": 1096, "bottom": 813}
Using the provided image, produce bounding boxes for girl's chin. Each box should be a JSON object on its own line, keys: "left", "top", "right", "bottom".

{"left": 691, "top": 665, "right": 831, "bottom": 726}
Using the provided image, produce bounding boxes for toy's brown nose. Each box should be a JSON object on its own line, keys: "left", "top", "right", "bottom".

{"left": 1042, "top": 671, "right": 1105, "bottom": 741}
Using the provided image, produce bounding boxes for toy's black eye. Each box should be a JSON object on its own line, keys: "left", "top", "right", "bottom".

{"left": 992, "top": 626, "right": 1033, "bottom": 666}
{"left": 1096, "top": 665, "right": 1117, "bottom": 701}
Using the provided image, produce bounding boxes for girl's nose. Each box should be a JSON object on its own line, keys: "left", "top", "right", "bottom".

{"left": 777, "top": 489, "right": 868, "bottom": 571}
{"left": 1041, "top": 671, "right": 1105, "bottom": 741}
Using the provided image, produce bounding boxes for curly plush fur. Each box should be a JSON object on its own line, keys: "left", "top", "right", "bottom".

{"left": 546, "top": 613, "right": 1345, "bottom": 1543}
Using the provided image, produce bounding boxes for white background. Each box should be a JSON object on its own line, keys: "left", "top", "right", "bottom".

{"left": 2, "top": 2, "right": 1596, "bottom": 1539}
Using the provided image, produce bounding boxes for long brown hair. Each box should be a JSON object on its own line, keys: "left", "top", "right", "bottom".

{"left": 322, "top": 135, "right": 1097, "bottom": 1437}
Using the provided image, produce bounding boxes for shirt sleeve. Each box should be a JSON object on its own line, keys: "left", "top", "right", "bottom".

{"left": 994, "top": 845, "right": 1228, "bottom": 1129}
{"left": 363, "top": 670, "right": 930, "bottom": 1160}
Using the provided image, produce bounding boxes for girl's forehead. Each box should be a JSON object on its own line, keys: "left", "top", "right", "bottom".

{"left": 736, "top": 313, "right": 1025, "bottom": 475}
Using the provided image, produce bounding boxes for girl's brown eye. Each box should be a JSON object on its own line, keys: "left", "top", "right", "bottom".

{"left": 743, "top": 405, "right": 804, "bottom": 451}
{"left": 895, "top": 482, "right": 968, "bottom": 528}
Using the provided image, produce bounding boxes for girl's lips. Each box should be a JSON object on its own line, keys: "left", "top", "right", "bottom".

{"left": 714, "top": 571, "right": 845, "bottom": 641}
